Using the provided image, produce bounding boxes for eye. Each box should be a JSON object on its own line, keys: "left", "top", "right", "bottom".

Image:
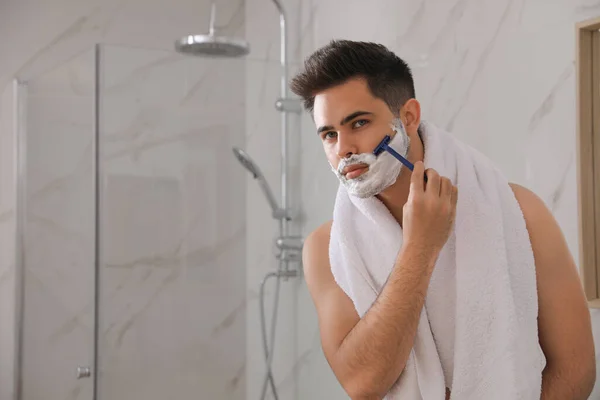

{"left": 322, "top": 131, "right": 337, "bottom": 140}
{"left": 352, "top": 119, "right": 369, "bottom": 129}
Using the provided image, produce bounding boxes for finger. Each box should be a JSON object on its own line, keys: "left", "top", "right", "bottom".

{"left": 450, "top": 185, "right": 459, "bottom": 209}
{"left": 440, "top": 177, "right": 452, "bottom": 198}
{"left": 425, "top": 168, "right": 440, "bottom": 195}
{"left": 410, "top": 161, "right": 425, "bottom": 193}
{"left": 450, "top": 188, "right": 458, "bottom": 226}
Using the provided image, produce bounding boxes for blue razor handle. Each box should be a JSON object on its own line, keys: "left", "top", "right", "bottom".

{"left": 373, "top": 135, "right": 414, "bottom": 170}
{"left": 373, "top": 135, "right": 428, "bottom": 182}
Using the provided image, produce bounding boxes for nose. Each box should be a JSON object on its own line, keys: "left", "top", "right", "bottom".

{"left": 336, "top": 132, "right": 358, "bottom": 159}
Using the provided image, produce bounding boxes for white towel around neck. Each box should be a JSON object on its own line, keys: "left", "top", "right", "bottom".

{"left": 329, "top": 121, "right": 546, "bottom": 399}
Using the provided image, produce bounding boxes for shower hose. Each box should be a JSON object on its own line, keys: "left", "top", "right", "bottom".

{"left": 258, "top": 262, "right": 284, "bottom": 400}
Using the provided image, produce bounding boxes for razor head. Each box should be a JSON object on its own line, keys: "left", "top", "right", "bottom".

{"left": 373, "top": 135, "right": 392, "bottom": 156}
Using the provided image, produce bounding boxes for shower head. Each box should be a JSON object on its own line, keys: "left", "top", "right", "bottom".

{"left": 175, "top": 35, "right": 249, "bottom": 57}
{"left": 232, "top": 147, "right": 262, "bottom": 178}
{"left": 175, "top": 2, "right": 250, "bottom": 58}
{"left": 232, "top": 147, "right": 279, "bottom": 214}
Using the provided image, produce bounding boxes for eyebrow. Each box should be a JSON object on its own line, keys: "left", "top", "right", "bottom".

{"left": 316, "top": 110, "right": 374, "bottom": 135}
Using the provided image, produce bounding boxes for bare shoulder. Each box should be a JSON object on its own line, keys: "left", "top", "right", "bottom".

{"left": 509, "top": 183, "right": 549, "bottom": 223}
{"left": 508, "top": 182, "right": 570, "bottom": 259}
{"left": 508, "top": 182, "right": 565, "bottom": 268}
{"left": 302, "top": 220, "right": 334, "bottom": 288}
{"left": 304, "top": 220, "right": 333, "bottom": 250}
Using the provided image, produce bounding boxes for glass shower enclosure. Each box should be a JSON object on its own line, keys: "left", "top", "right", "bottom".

{"left": 15, "top": 44, "right": 248, "bottom": 400}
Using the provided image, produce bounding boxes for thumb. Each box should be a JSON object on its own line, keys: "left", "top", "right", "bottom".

{"left": 410, "top": 161, "right": 425, "bottom": 193}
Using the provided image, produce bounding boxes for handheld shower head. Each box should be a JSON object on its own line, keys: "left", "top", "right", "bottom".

{"left": 232, "top": 147, "right": 279, "bottom": 215}
{"left": 232, "top": 147, "right": 262, "bottom": 179}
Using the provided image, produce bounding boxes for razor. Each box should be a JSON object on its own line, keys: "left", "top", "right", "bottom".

{"left": 373, "top": 135, "right": 427, "bottom": 182}
{"left": 373, "top": 135, "right": 414, "bottom": 170}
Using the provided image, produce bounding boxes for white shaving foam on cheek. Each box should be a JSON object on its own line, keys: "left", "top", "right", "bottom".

{"left": 331, "top": 118, "right": 411, "bottom": 198}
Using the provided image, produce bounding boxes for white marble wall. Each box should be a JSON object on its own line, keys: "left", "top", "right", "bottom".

{"left": 97, "top": 45, "right": 247, "bottom": 400}
{"left": 244, "top": 0, "right": 311, "bottom": 398}
{"left": 246, "top": 0, "right": 600, "bottom": 398}
{"left": 3, "top": 0, "right": 600, "bottom": 399}
{"left": 0, "top": 1, "right": 249, "bottom": 399}
{"left": 245, "top": 0, "right": 347, "bottom": 397}
{"left": 20, "top": 48, "right": 97, "bottom": 400}
{"left": 0, "top": 78, "right": 18, "bottom": 400}
{"left": 13, "top": 44, "right": 248, "bottom": 400}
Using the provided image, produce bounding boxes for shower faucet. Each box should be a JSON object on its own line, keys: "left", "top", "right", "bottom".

{"left": 275, "top": 236, "right": 303, "bottom": 264}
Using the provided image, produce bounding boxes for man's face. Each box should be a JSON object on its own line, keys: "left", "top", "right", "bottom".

{"left": 313, "top": 78, "right": 399, "bottom": 181}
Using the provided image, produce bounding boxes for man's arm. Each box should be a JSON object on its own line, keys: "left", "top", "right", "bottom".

{"left": 302, "top": 164, "right": 457, "bottom": 399}
{"left": 302, "top": 222, "right": 439, "bottom": 399}
{"left": 511, "top": 183, "right": 596, "bottom": 400}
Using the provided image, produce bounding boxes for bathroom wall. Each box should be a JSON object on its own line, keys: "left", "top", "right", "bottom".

{"left": 13, "top": 44, "right": 248, "bottom": 400}
{"left": 97, "top": 46, "right": 247, "bottom": 400}
{"left": 2, "top": 0, "right": 600, "bottom": 400}
{"left": 243, "top": 2, "right": 304, "bottom": 399}
{"left": 0, "top": 80, "right": 18, "bottom": 400}
{"left": 19, "top": 48, "right": 97, "bottom": 400}
{"left": 245, "top": 0, "right": 600, "bottom": 398}
{"left": 0, "top": 1, "right": 249, "bottom": 399}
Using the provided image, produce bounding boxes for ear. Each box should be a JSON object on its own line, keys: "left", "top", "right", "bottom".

{"left": 400, "top": 99, "right": 421, "bottom": 138}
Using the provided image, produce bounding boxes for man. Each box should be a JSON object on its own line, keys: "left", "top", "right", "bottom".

{"left": 290, "top": 40, "right": 596, "bottom": 399}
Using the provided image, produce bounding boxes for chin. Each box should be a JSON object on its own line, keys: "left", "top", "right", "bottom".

{"left": 347, "top": 181, "right": 389, "bottom": 198}
{"left": 350, "top": 190, "right": 375, "bottom": 199}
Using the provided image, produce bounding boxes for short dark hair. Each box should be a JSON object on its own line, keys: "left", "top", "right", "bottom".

{"left": 290, "top": 40, "right": 416, "bottom": 114}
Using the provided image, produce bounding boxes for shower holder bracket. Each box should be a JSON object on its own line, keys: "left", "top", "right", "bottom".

{"left": 274, "top": 98, "right": 303, "bottom": 113}
{"left": 275, "top": 235, "right": 303, "bottom": 251}
{"left": 272, "top": 208, "right": 292, "bottom": 221}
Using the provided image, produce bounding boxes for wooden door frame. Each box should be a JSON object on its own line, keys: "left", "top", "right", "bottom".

{"left": 576, "top": 16, "right": 600, "bottom": 307}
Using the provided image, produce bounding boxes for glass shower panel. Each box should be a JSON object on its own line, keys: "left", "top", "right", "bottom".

{"left": 18, "top": 48, "right": 97, "bottom": 400}
{"left": 96, "top": 45, "right": 246, "bottom": 400}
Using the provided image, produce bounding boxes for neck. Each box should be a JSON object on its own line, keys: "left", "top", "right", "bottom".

{"left": 376, "top": 132, "right": 425, "bottom": 225}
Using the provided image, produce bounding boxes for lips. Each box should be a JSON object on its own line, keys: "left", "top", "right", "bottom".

{"left": 342, "top": 164, "right": 369, "bottom": 179}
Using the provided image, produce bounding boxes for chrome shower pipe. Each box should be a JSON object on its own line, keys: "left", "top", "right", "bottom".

{"left": 271, "top": 0, "right": 289, "bottom": 239}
